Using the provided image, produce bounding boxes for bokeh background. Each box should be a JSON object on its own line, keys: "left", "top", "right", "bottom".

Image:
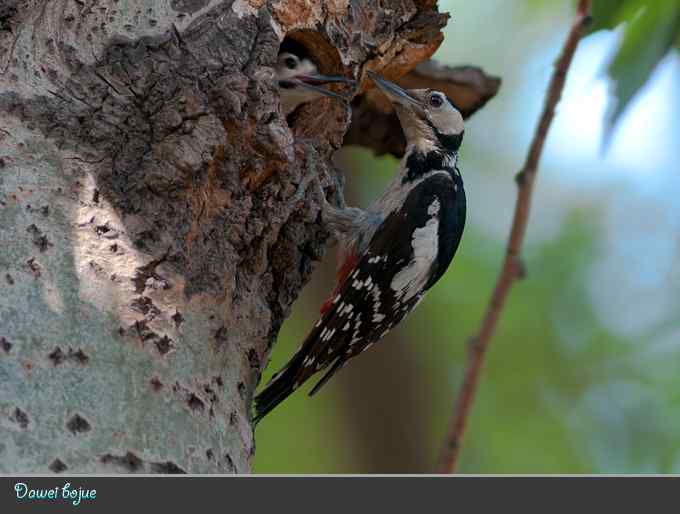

{"left": 255, "top": 0, "right": 680, "bottom": 473}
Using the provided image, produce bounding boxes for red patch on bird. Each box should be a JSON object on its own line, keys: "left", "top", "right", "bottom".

{"left": 320, "top": 250, "right": 359, "bottom": 315}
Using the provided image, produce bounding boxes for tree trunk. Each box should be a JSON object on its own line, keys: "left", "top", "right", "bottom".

{"left": 0, "top": 0, "right": 451, "bottom": 473}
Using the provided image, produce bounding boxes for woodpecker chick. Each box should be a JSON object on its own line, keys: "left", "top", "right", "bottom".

{"left": 253, "top": 72, "right": 466, "bottom": 424}
{"left": 276, "top": 52, "right": 353, "bottom": 115}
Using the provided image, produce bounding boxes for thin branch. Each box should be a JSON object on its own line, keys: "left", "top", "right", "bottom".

{"left": 436, "top": 0, "right": 592, "bottom": 474}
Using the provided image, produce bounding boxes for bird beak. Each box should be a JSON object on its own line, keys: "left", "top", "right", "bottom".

{"left": 367, "top": 71, "right": 420, "bottom": 108}
{"left": 279, "top": 74, "right": 354, "bottom": 102}
{"left": 296, "top": 74, "right": 354, "bottom": 86}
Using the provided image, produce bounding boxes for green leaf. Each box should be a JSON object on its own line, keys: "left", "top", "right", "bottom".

{"left": 588, "top": 0, "right": 628, "bottom": 33}
{"left": 604, "top": 0, "right": 680, "bottom": 142}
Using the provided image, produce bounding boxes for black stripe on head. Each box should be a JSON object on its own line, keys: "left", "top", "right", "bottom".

{"left": 279, "top": 38, "right": 309, "bottom": 59}
{"left": 434, "top": 128, "right": 463, "bottom": 152}
{"left": 445, "top": 95, "right": 462, "bottom": 112}
{"left": 423, "top": 115, "right": 463, "bottom": 153}
{"left": 426, "top": 94, "right": 464, "bottom": 152}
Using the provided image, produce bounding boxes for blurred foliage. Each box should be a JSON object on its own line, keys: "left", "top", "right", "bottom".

{"left": 589, "top": 0, "right": 628, "bottom": 32}
{"left": 589, "top": 0, "right": 680, "bottom": 140}
{"left": 255, "top": 200, "right": 672, "bottom": 473}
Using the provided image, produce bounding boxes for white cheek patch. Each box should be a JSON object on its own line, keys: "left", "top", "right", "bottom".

{"left": 431, "top": 104, "right": 464, "bottom": 135}
{"left": 402, "top": 115, "right": 437, "bottom": 153}
{"left": 298, "top": 60, "right": 317, "bottom": 76}
{"left": 415, "top": 140, "right": 437, "bottom": 154}
{"left": 390, "top": 198, "right": 440, "bottom": 300}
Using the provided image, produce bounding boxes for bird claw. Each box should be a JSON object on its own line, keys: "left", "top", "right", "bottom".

{"left": 304, "top": 144, "right": 348, "bottom": 208}
{"left": 288, "top": 144, "right": 350, "bottom": 242}
{"left": 287, "top": 144, "right": 326, "bottom": 210}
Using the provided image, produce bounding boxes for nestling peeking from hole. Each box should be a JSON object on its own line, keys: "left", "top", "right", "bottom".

{"left": 275, "top": 38, "right": 354, "bottom": 117}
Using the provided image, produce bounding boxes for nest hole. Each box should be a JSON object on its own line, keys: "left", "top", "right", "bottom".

{"left": 279, "top": 32, "right": 344, "bottom": 77}
{"left": 278, "top": 32, "right": 352, "bottom": 137}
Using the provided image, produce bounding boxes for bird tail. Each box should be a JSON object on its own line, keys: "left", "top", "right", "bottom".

{"left": 308, "top": 358, "right": 344, "bottom": 397}
{"left": 253, "top": 293, "right": 350, "bottom": 425}
{"left": 252, "top": 350, "right": 308, "bottom": 426}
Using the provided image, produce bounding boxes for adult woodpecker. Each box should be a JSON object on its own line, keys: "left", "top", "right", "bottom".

{"left": 253, "top": 71, "right": 466, "bottom": 424}
{"left": 275, "top": 52, "right": 353, "bottom": 115}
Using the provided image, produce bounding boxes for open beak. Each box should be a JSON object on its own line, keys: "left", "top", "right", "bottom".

{"left": 367, "top": 71, "right": 420, "bottom": 108}
{"left": 296, "top": 74, "right": 354, "bottom": 86}
{"left": 279, "top": 74, "right": 354, "bottom": 101}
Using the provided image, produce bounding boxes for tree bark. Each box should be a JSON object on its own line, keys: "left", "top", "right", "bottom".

{"left": 0, "top": 0, "right": 451, "bottom": 473}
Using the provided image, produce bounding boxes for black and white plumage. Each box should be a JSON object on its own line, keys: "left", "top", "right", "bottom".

{"left": 254, "top": 72, "right": 467, "bottom": 424}
{"left": 275, "top": 52, "right": 353, "bottom": 115}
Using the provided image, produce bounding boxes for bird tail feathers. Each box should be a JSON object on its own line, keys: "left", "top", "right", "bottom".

{"left": 252, "top": 352, "right": 304, "bottom": 425}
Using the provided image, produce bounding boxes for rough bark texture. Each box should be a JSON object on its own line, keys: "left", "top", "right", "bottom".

{"left": 0, "top": 0, "right": 455, "bottom": 473}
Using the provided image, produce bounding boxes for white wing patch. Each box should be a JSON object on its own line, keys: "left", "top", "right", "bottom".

{"left": 427, "top": 198, "right": 440, "bottom": 215}
{"left": 390, "top": 198, "right": 440, "bottom": 301}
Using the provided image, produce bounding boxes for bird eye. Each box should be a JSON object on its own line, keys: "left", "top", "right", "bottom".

{"left": 284, "top": 57, "right": 297, "bottom": 69}
{"left": 429, "top": 93, "right": 443, "bottom": 108}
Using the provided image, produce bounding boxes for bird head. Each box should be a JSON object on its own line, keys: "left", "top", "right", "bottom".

{"left": 367, "top": 71, "right": 464, "bottom": 154}
{"left": 276, "top": 52, "right": 354, "bottom": 115}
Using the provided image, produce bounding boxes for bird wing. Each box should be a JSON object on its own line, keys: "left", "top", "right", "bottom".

{"left": 253, "top": 172, "right": 464, "bottom": 421}
{"left": 299, "top": 171, "right": 465, "bottom": 393}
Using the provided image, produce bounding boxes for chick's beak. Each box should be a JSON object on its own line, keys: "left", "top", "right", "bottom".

{"left": 367, "top": 71, "right": 419, "bottom": 108}
{"left": 297, "top": 74, "right": 354, "bottom": 86}
{"left": 279, "top": 74, "right": 354, "bottom": 101}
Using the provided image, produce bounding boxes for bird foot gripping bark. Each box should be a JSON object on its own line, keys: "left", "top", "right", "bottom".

{"left": 288, "top": 144, "right": 346, "bottom": 214}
